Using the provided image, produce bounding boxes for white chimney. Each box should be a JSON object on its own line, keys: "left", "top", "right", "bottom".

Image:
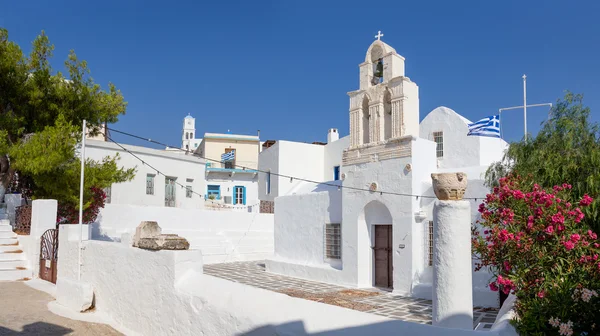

{"left": 327, "top": 128, "right": 339, "bottom": 144}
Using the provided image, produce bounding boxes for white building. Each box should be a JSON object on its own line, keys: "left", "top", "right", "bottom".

{"left": 258, "top": 128, "right": 348, "bottom": 202}
{"left": 181, "top": 114, "right": 202, "bottom": 152}
{"left": 262, "top": 38, "right": 508, "bottom": 308}
{"left": 86, "top": 140, "right": 206, "bottom": 209}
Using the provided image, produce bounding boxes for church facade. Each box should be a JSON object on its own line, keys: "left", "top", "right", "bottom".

{"left": 263, "top": 38, "right": 507, "bottom": 307}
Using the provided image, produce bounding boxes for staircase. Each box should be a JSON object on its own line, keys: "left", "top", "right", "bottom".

{"left": 0, "top": 210, "right": 30, "bottom": 281}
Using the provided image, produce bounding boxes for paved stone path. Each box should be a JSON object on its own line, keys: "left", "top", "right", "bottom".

{"left": 204, "top": 261, "right": 499, "bottom": 330}
{"left": 0, "top": 281, "right": 122, "bottom": 336}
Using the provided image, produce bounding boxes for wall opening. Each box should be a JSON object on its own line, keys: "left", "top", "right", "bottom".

{"left": 362, "top": 96, "right": 370, "bottom": 145}
{"left": 357, "top": 200, "right": 393, "bottom": 287}
{"left": 383, "top": 90, "right": 392, "bottom": 140}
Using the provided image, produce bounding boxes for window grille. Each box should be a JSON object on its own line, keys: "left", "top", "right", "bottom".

{"left": 433, "top": 131, "right": 443, "bottom": 158}
{"left": 428, "top": 220, "right": 434, "bottom": 266}
{"left": 325, "top": 223, "right": 341, "bottom": 259}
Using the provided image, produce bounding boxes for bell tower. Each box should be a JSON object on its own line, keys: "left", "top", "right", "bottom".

{"left": 182, "top": 114, "right": 196, "bottom": 151}
{"left": 346, "top": 32, "right": 420, "bottom": 157}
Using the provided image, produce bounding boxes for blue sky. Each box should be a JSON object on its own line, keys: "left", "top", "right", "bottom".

{"left": 2, "top": 1, "right": 599, "bottom": 148}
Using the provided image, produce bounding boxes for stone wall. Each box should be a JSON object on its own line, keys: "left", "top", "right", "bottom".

{"left": 260, "top": 200, "right": 274, "bottom": 214}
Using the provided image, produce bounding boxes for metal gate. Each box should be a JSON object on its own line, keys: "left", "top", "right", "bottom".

{"left": 39, "top": 228, "right": 59, "bottom": 284}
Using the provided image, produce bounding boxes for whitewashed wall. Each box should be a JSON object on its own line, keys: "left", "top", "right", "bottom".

{"left": 56, "top": 230, "right": 515, "bottom": 336}
{"left": 94, "top": 204, "right": 274, "bottom": 263}
{"left": 323, "top": 136, "right": 350, "bottom": 181}
{"left": 85, "top": 140, "right": 206, "bottom": 209}
{"left": 419, "top": 107, "right": 508, "bottom": 170}
{"left": 258, "top": 141, "right": 325, "bottom": 201}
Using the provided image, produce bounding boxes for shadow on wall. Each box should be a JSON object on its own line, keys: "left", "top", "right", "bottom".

{"left": 240, "top": 314, "right": 482, "bottom": 336}
{"left": 90, "top": 218, "right": 118, "bottom": 242}
{"left": 0, "top": 322, "right": 73, "bottom": 335}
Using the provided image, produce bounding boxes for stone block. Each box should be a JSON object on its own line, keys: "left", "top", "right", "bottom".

{"left": 137, "top": 234, "right": 190, "bottom": 251}
{"left": 56, "top": 278, "right": 94, "bottom": 312}
{"left": 132, "top": 221, "right": 161, "bottom": 247}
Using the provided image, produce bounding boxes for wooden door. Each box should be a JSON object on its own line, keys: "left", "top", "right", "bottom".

{"left": 374, "top": 225, "right": 393, "bottom": 288}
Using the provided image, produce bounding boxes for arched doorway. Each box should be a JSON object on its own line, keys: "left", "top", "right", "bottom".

{"left": 357, "top": 200, "right": 393, "bottom": 289}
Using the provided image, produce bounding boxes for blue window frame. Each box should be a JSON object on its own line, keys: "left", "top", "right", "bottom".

{"left": 267, "top": 171, "right": 271, "bottom": 194}
{"left": 334, "top": 166, "right": 340, "bottom": 181}
{"left": 207, "top": 185, "right": 221, "bottom": 200}
{"left": 233, "top": 186, "right": 246, "bottom": 205}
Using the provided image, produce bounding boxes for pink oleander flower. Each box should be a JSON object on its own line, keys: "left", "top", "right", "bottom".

{"left": 570, "top": 233, "right": 581, "bottom": 242}
{"left": 503, "top": 261, "right": 511, "bottom": 271}
{"left": 580, "top": 194, "right": 594, "bottom": 207}
{"left": 588, "top": 230, "right": 598, "bottom": 240}
{"left": 558, "top": 321, "right": 574, "bottom": 336}
{"left": 563, "top": 241, "right": 575, "bottom": 251}
{"left": 545, "top": 226, "right": 555, "bottom": 234}
{"left": 489, "top": 282, "right": 498, "bottom": 292}
{"left": 552, "top": 212, "right": 565, "bottom": 225}
{"left": 537, "top": 290, "right": 545, "bottom": 298}
{"left": 513, "top": 190, "right": 525, "bottom": 199}
{"left": 549, "top": 317, "right": 561, "bottom": 328}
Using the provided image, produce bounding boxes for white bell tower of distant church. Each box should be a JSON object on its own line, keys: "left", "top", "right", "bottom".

{"left": 344, "top": 31, "right": 420, "bottom": 165}
{"left": 182, "top": 114, "right": 196, "bottom": 151}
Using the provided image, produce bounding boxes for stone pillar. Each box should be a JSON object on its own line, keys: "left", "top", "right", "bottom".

{"left": 369, "top": 104, "right": 380, "bottom": 143}
{"left": 391, "top": 99, "right": 403, "bottom": 138}
{"left": 431, "top": 172, "right": 473, "bottom": 330}
{"left": 350, "top": 109, "right": 360, "bottom": 147}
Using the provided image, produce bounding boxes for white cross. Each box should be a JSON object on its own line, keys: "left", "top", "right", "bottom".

{"left": 375, "top": 30, "right": 384, "bottom": 40}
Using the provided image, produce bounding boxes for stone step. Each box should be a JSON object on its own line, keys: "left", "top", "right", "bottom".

{"left": 0, "top": 238, "right": 18, "bottom": 245}
{"left": 0, "top": 224, "right": 12, "bottom": 232}
{"left": 0, "top": 231, "right": 16, "bottom": 239}
{"left": 0, "top": 268, "right": 30, "bottom": 281}
{"left": 0, "top": 252, "right": 25, "bottom": 261}
{"left": 0, "top": 245, "right": 21, "bottom": 253}
{"left": 0, "top": 259, "right": 27, "bottom": 268}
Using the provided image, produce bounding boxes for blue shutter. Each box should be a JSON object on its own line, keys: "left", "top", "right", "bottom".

{"left": 334, "top": 166, "right": 340, "bottom": 181}
{"left": 242, "top": 186, "right": 246, "bottom": 205}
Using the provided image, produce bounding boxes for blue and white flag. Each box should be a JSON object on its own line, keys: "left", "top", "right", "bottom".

{"left": 467, "top": 115, "right": 501, "bottom": 138}
{"left": 221, "top": 150, "right": 235, "bottom": 162}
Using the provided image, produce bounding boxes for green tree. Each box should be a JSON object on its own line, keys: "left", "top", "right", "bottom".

{"left": 0, "top": 28, "right": 134, "bottom": 210}
{"left": 486, "top": 92, "right": 600, "bottom": 232}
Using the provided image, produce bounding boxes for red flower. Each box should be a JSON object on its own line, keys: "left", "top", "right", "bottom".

{"left": 563, "top": 241, "right": 575, "bottom": 251}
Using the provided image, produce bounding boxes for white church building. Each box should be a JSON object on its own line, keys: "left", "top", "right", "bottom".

{"left": 261, "top": 38, "right": 507, "bottom": 307}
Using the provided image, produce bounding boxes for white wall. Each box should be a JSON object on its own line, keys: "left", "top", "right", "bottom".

{"left": 93, "top": 203, "right": 274, "bottom": 263}
{"left": 268, "top": 182, "right": 344, "bottom": 283}
{"left": 323, "top": 136, "right": 350, "bottom": 181}
{"left": 259, "top": 141, "right": 325, "bottom": 201}
{"left": 57, "top": 230, "right": 515, "bottom": 336}
{"left": 85, "top": 140, "right": 206, "bottom": 209}
{"left": 419, "top": 107, "right": 508, "bottom": 170}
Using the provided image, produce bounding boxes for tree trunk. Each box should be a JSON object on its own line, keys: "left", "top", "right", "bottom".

{"left": 0, "top": 155, "right": 13, "bottom": 203}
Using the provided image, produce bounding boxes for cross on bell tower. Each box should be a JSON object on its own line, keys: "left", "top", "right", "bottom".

{"left": 375, "top": 30, "right": 384, "bottom": 40}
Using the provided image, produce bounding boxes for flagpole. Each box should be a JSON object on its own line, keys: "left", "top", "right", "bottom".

{"left": 523, "top": 74, "right": 527, "bottom": 140}
{"left": 78, "top": 119, "right": 86, "bottom": 281}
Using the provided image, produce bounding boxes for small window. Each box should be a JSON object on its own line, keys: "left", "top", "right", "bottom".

{"left": 146, "top": 174, "right": 155, "bottom": 195}
{"left": 428, "top": 220, "right": 434, "bottom": 267}
{"left": 333, "top": 166, "right": 340, "bottom": 181}
{"left": 325, "top": 223, "right": 341, "bottom": 259}
{"left": 103, "top": 186, "right": 112, "bottom": 204}
{"left": 207, "top": 185, "right": 221, "bottom": 200}
{"left": 433, "top": 131, "right": 443, "bottom": 158}
{"left": 186, "top": 179, "right": 193, "bottom": 198}
{"left": 266, "top": 171, "right": 271, "bottom": 194}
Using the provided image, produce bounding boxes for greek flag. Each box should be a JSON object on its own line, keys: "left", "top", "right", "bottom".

{"left": 221, "top": 150, "right": 235, "bottom": 162}
{"left": 467, "top": 115, "right": 501, "bottom": 138}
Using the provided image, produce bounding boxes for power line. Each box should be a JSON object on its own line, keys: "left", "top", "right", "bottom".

{"left": 105, "top": 127, "right": 487, "bottom": 202}
{"left": 103, "top": 133, "right": 258, "bottom": 210}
